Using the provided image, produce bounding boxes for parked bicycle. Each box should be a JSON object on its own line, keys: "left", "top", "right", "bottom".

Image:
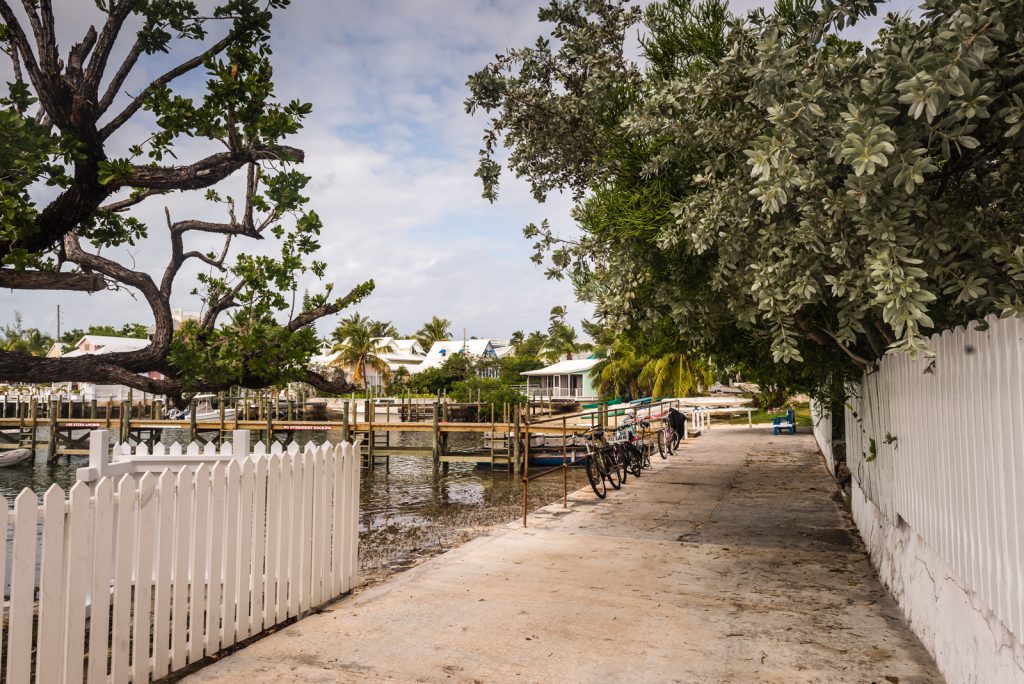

{"left": 581, "top": 426, "right": 621, "bottom": 498}
{"left": 615, "top": 416, "right": 652, "bottom": 475}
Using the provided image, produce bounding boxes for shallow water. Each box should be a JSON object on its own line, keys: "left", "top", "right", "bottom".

{"left": 0, "top": 427, "right": 589, "bottom": 582}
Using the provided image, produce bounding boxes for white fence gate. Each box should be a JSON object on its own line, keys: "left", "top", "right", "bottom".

{"left": 842, "top": 314, "right": 1023, "bottom": 652}
{"left": 1, "top": 431, "right": 360, "bottom": 683}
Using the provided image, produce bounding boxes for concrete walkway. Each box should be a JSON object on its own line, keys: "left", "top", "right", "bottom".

{"left": 186, "top": 427, "right": 941, "bottom": 683}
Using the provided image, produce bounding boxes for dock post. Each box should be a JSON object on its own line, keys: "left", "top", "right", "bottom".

{"left": 513, "top": 408, "right": 522, "bottom": 473}
{"left": 342, "top": 402, "right": 350, "bottom": 442}
{"left": 562, "top": 416, "right": 568, "bottom": 508}
{"left": 367, "top": 400, "right": 375, "bottom": 473}
{"left": 90, "top": 398, "right": 97, "bottom": 419}
{"left": 489, "top": 403, "right": 495, "bottom": 468}
{"left": 120, "top": 398, "right": 130, "bottom": 443}
{"left": 189, "top": 399, "right": 197, "bottom": 443}
{"left": 265, "top": 405, "right": 273, "bottom": 446}
{"left": 218, "top": 393, "right": 226, "bottom": 446}
{"left": 46, "top": 397, "right": 58, "bottom": 464}
{"left": 29, "top": 398, "right": 37, "bottom": 452}
{"left": 431, "top": 402, "right": 440, "bottom": 478}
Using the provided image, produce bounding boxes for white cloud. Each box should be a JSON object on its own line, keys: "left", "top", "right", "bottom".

{"left": 2, "top": 0, "right": 921, "bottom": 342}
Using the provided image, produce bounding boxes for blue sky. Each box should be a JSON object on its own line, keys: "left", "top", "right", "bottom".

{"left": 2, "top": 0, "right": 919, "bottom": 341}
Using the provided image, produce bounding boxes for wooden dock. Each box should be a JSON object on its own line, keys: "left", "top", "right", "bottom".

{"left": 0, "top": 393, "right": 670, "bottom": 473}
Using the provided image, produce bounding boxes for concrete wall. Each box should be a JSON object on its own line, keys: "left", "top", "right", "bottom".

{"left": 851, "top": 480, "right": 1024, "bottom": 683}
{"left": 828, "top": 314, "right": 1024, "bottom": 683}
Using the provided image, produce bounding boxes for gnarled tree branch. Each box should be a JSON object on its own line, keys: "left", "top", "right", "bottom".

{"left": 0, "top": 269, "right": 106, "bottom": 292}
{"left": 99, "top": 29, "right": 237, "bottom": 139}
{"left": 121, "top": 146, "right": 303, "bottom": 191}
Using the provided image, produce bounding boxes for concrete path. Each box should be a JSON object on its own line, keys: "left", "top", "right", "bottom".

{"left": 186, "top": 427, "right": 942, "bottom": 684}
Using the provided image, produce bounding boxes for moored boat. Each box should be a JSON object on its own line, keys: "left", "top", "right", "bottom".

{"left": 0, "top": 448, "right": 33, "bottom": 467}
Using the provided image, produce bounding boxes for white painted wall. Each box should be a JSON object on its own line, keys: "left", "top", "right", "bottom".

{"left": 833, "top": 314, "right": 1024, "bottom": 683}
{"left": 810, "top": 399, "right": 834, "bottom": 475}
{"left": 852, "top": 480, "right": 1024, "bottom": 683}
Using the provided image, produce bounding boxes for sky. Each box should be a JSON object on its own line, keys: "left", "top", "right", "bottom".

{"left": 1, "top": 0, "right": 919, "bottom": 342}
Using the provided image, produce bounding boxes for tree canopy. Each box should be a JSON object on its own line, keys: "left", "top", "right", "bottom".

{"left": 467, "top": 0, "right": 1024, "bottom": 397}
{"left": 0, "top": 0, "right": 372, "bottom": 401}
{"left": 1, "top": 312, "right": 52, "bottom": 356}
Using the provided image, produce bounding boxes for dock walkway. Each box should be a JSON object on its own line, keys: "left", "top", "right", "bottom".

{"left": 185, "top": 427, "right": 941, "bottom": 683}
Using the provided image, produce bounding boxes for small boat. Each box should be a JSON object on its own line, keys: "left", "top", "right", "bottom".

{"left": 166, "top": 394, "right": 237, "bottom": 421}
{"left": 0, "top": 448, "right": 33, "bottom": 467}
{"left": 480, "top": 432, "right": 585, "bottom": 467}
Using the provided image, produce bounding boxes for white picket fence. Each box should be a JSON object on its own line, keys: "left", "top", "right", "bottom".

{"left": 844, "top": 313, "right": 1024, "bottom": 647}
{"left": 1, "top": 431, "right": 360, "bottom": 683}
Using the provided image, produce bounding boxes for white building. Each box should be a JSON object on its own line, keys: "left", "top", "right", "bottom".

{"left": 50, "top": 334, "right": 158, "bottom": 401}
{"left": 311, "top": 338, "right": 426, "bottom": 389}
{"left": 414, "top": 339, "right": 500, "bottom": 377}
{"left": 521, "top": 357, "right": 601, "bottom": 401}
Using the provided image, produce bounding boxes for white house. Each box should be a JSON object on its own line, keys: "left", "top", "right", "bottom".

{"left": 363, "top": 338, "right": 425, "bottom": 388}
{"left": 51, "top": 334, "right": 157, "bottom": 401}
{"left": 60, "top": 334, "right": 151, "bottom": 357}
{"left": 414, "top": 339, "right": 500, "bottom": 377}
{"left": 521, "top": 357, "right": 601, "bottom": 401}
{"left": 311, "top": 338, "right": 426, "bottom": 389}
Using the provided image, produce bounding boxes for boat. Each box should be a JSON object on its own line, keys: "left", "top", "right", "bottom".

{"left": 0, "top": 448, "right": 33, "bottom": 467}
{"left": 166, "top": 394, "right": 237, "bottom": 421}
{"left": 480, "top": 432, "right": 586, "bottom": 467}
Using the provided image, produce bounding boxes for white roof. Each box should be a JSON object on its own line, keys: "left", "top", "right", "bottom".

{"left": 414, "top": 339, "right": 497, "bottom": 372}
{"left": 521, "top": 358, "right": 601, "bottom": 376}
{"left": 65, "top": 335, "right": 150, "bottom": 356}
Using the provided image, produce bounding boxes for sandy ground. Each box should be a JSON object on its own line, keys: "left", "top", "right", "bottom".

{"left": 184, "top": 427, "right": 941, "bottom": 684}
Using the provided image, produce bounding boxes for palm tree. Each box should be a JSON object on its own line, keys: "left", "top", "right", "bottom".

{"left": 329, "top": 319, "right": 391, "bottom": 388}
{"left": 388, "top": 365, "right": 411, "bottom": 390}
{"left": 331, "top": 313, "right": 371, "bottom": 346}
{"left": 370, "top": 320, "right": 399, "bottom": 338}
{"left": 1, "top": 313, "right": 54, "bottom": 356}
{"left": 543, "top": 307, "right": 592, "bottom": 363}
{"left": 590, "top": 338, "right": 646, "bottom": 400}
{"left": 638, "top": 352, "right": 714, "bottom": 398}
{"left": 332, "top": 314, "right": 398, "bottom": 344}
{"left": 414, "top": 316, "right": 452, "bottom": 351}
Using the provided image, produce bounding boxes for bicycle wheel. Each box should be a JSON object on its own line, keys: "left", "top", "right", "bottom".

{"left": 612, "top": 444, "right": 627, "bottom": 485}
{"left": 603, "top": 447, "right": 622, "bottom": 489}
{"left": 585, "top": 452, "right": 607, "bottom": 499}
{"left": 625, "top": 443, "right": 643, "bottom": 476}
{"left": 657, "top": 429, "right": 666, "bottom": 458}
{"left": 671, "top": 430, "right": 681, "bottom": 451}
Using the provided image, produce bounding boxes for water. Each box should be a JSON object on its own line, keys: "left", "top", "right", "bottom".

{"left": 0, "top": 427, "right": 589, "bottom": 583}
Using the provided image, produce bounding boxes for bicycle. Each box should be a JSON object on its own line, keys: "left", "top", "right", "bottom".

{"left": 581, "top": 427, "right": 620, "bottom": 498}
{"left": 615, "top": 416, "right": 651, "bottom": 474}
{"left": 656, "top": 416, "right": 677, "bottom": 459}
